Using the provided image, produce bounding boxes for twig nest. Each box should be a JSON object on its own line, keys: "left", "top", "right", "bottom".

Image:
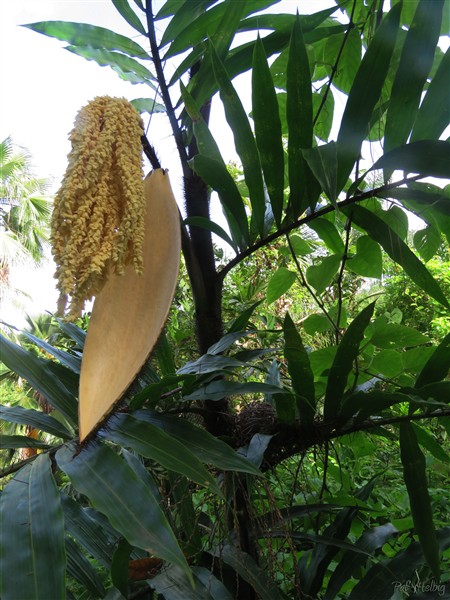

{"left": 235, "top": 401, "right": 277, "bottom": 446}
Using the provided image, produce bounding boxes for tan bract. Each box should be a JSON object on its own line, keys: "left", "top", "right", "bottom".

{"left": 52, "top": 96, "right": 145, "bottom": 317}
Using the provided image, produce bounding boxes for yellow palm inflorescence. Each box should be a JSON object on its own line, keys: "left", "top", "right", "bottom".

{"left": 52, "top": 96, "right": 146, "bottom": 317}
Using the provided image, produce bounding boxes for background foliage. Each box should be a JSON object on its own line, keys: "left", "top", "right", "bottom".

{"left": 1, "top": 1, "right": 449, "bottom": 598}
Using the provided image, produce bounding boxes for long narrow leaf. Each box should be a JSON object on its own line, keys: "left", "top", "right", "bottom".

{"left": 133, "top": 410, "right": 261, "bottom": 475}
{"left": 219, "top": 545, "right": 286, "bottom": 600}
{"left": 336, "top": 3, "right": 401, "bottom": 191}
{"left": 102, "top": 413, "right": 221, "bottom": 494}
{"left": 343, "top": 204, "right": 449, "bottom": 308}
{"left": 0, "top": 335, "right": 78, "bottom": 424}
{"left": 65, "top": 46, "right": 157, "bottom": 88}
{"left": 252, "top": 36, "right": 284, "bottom": 226}
{"left": 65, "top": 536, "right": 106, "bottom": 597}
{"left": 0, "top": 455, "right": 66, "bottom": 600}
{"left": 369, "top": 140, "right": 450, "bottom": 181}
{"left": 210, "top": 42, "right": 266, "bottom": 238}
{"left": 400, "top": 422, "right": 440, "bottom": 579}
{"left": 23, "top": 21, "right": 149, "bottom": 59}
{"left": 324, "top": 302, "right": 376, "bottom": 422}
{"left": 415, "top": 333, "right": 450, "bottom": 388}
{"left": 111, "top": 0, "right": 146, "bottom": 34}
{"left": 0, "top": 405, "right": 71, "bottom": 439}
{"left": 325, "top": 524, "right": 398, "bottom": 600}
{"left": 385, "top": 0, "right": 445, "bottom": 154}
{"left": 18, "top": 330, "right": 81, "bottom": 373}
{"left": 283, "top": 313, "right": 315, "bottom": 424}
{"left": 286, "top": 14, "right": 314, "bottom": 218}
{"left": 56, "top": 442, "right": 192, "bottom": 582}
{"left": 184, "top": 216, "right": 238, "bottom": 252}
{"left": 189, "top": 155, "right": 249, "bottom": 249}
{"left": 348, "top": 527, "right": 450, "bottom": 600}
{"left": 0, "top": 435, "right": 52, "bottom": 450}
{"left": 61, "top": 494, "right": 118, "bottom": 568}
{"left": 412, "top": 47, "right": 450, "bottom": 142}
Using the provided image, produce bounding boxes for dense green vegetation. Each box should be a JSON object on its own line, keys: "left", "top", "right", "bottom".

{"left": 1, "top": 1, "right": 449, "bottom": 598}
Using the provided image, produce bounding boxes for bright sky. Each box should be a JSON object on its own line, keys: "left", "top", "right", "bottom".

{"left": 0, "top": 0, "right": 337, "bottom": 327}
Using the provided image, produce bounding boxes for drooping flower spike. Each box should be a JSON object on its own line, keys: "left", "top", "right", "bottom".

{"left": 52, "top": 96, "right": 146, "bottom": 317}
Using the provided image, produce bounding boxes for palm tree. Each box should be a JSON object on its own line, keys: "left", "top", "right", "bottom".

{"left": 0, "top": 136, "right": 52, "bottom": 300}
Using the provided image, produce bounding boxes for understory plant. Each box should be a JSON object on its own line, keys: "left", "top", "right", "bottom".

{"left": 1, "top": 1, "right": 450, "bottom": 598}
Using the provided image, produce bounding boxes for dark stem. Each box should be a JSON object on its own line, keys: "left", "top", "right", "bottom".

{"left": 144, "top": 0, "right": 229, "bottom": 436}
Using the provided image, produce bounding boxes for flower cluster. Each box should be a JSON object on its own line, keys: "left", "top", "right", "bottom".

{"left": 52, "top": 96, "right": 145, "bottom": 317}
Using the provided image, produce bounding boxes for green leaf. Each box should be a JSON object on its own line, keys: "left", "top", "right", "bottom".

{"left": 266, "top": 267, "right": 296, "bottom": 304}
{"left": 348, "top": 236, "right": 382, "bottom": 279}
{"left": 377, "top": 205, "right": 409, "bottom": 242}
{"left": 385, "top": 0, "right": 445, "bottom": 155}
{"left": 65, "top": 45, "right": 156, "bottom": 86}
{"left": 274, "top": 393, "right": 297, "bottom": 425}
{"left": 111, "top": 538, "right": 132, "bottom": 597}
{"left": 252, "top": 36, "right": 284, "bottom": 226}
{"left": 178, "top": 353, "right": 244, "bottom": 375}
{"left": 283, "top": 313, "right": 315, "bottom": 424}
{"left": 0, "top": 405, "right": 72, "bottom": 439}
{"left": 184, "top": 216, "right": 238, "bottom": 253}
{"left": 133, "top": 410, "right": 261, "bottom": 475}
{"left": 371, "top": 140, "right": 450, "bottom": 181}
{"left": 303, "top": 313, "right": 332, "bottom": 335}
{"left": 370, "top": 322, "right": 430, "bottom": 349}
{"left": 415, "top": 333, "right": 450, "bottom": 387}
{"left": 18, "top": 330, "right": 81, "bottom": 373}
{"left": 306, "top": 254, "right": 341, "bottom": 295}
{"left": 340, "top": 390, "right": 411, "bottom": 423}
{"left": 0, "top": 455, "right": 66, "bottom": 600}
{"left": 103, "top": 414, "right": 221, "bottom": 494}
{"left": 130, "top": 97, "right": 166, "bottom": 114}
{"left": 56, "top": 442, "right": 192, "bottom": 582}
{"left": 412, "top": 47, "right": 450, "bottom": 142}
{"left": 0, "top": 435, "right": 52, "bottom": 450}
{"left": 180, "top": 82, "right": 223, "bottom": 164}
{"left": 210, "top": 42, "right": 266, "bottom": 238}
{"left": 336, "top": 3, "right": 401, "bottom": 191}
{"left": 343, "top": 204, "right": 449, "bottom": 308}
{"left": 348, "top": 527, "right": 450, "bottom": 599}
{"left": 66, "top": 536, "right": 106, "bottom": 598}
{"left": 0, "top": 335, "right": 78, "bottom": 424}
{"left": 325, "top": 28, "right": 361, "bottom": 94}
{"left": 413, "top": 225, "right": 442, "bottom": 262}
{"left": 189, "top": 155, "right": 249, "bottom": 249}
{"left": 411, "top": 423, "right": 449, "bottom": 463}
{"left": 62, "top": 495, "right": 118, "bottom": 568}
{"left": 399, "top": 422, "right": 441, "bottom": 580}
{"left": 290, "top": 234, "right": 313, "bottom": 256}
{"left": 308, "top": 218, "right": 344, "bottom": 255}
{"left": 111, "top": 0, "right": 146, "bottom": 34}
{"left": 160, "top": 0, "right": 216, "bottom": 47}
{"left": 151, "top": 564, "right": 234, "bottom": 600}
{"left": 324, "top": 302, "right": 376, "bottom": 422}
{"left": 23, "top": 21, "right": 149, "bottom": 59}
{"left": 287, "top": 14, "right": 314, "bottom": 218}
{"left": 299, "top": 478, "right": 377, "bottom": 597}
{"left": 313, "top": 86, "right": 335, "bottom": 141}
{"left": 219, "top": 546, "right": 286, "bottom": 600}
{"left": 183, "top": 380, "right": 284, "bottom": 402}
{"left": 371, "top": 349, "right": 404, "bottom": 378}
{"left": 325, "top": 524, "right": 398, "bottom": 600}
{"left": 302, "top": 142, "right": 338, "bottom": 205}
